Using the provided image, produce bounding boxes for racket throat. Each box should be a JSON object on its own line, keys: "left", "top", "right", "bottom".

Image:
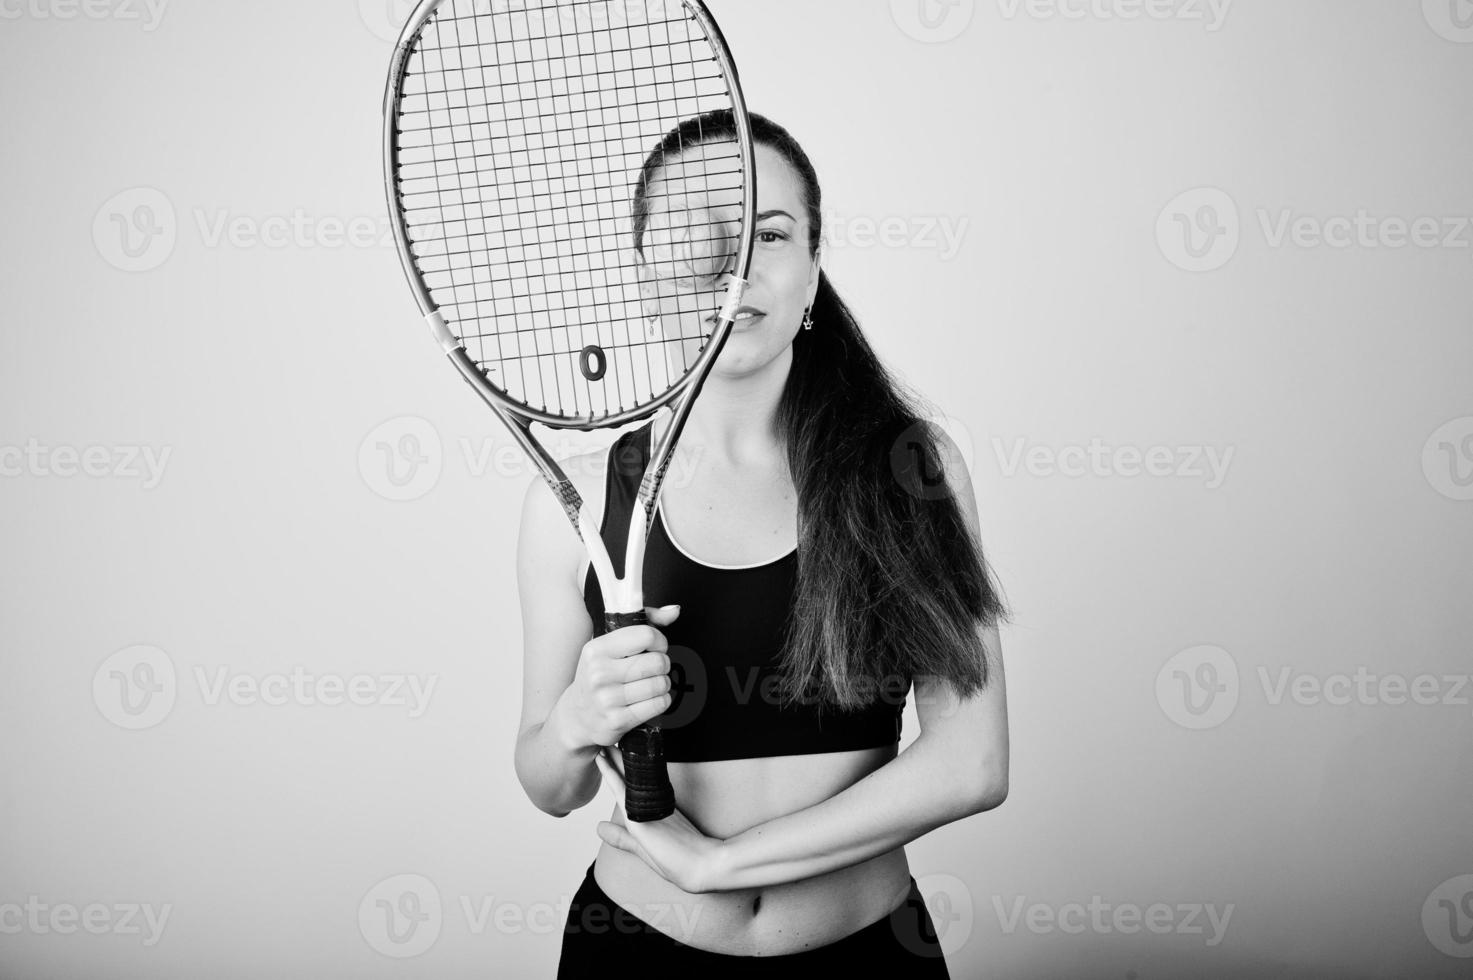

{"left": 606, "top": 504, "right": 652, "bottom": 615}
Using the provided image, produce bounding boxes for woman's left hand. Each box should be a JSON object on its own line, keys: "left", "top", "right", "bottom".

{"left": 594, "top": 750, "right": 726, "bottom": 895}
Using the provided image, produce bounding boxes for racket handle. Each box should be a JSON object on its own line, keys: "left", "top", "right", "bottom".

{"left": 604, "top": 609, "right": 675, "bottom": 822}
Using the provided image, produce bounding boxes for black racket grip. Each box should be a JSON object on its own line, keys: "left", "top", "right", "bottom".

{"left": 605, "top": 609, "right": 675, "bottom": 822}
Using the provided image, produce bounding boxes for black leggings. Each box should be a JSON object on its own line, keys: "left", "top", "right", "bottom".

{"left": 556, "top": 861, "right": 952, "bottom": 978}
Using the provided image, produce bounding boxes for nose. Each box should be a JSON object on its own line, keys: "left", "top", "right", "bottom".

{"left": 716, "top": 236, "right": 755, "bottom": 288}
{"left": 716, "top": 266, "right": 753, "bottom": 301}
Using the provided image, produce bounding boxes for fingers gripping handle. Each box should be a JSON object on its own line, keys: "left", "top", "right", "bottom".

{"left": 603, "top": 609, "right": 675, "bottom": 822}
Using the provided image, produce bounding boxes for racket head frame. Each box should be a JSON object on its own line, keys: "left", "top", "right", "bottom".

{"left": 383, "top": 0, "right": 759, "bottom": 616}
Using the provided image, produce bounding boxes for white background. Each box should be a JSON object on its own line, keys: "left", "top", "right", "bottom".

{"left": 1, "top": 0, "right": 1471, "bottom": 977}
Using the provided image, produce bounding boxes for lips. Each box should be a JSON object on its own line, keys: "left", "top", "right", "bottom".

{"left": 709, "top": 305, "right": 767, "bottom": 325}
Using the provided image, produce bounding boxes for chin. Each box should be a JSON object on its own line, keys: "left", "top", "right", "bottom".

{"left": 710, "top": 335, "right": 792, "bottom": 380}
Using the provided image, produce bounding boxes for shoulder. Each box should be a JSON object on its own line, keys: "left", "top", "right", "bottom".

{"left": 518, "top": 443, "right": 615, "bottom": 535}
{"left": 915, "top": 417, "right": 980, "bottom": 537}
{"left": 923, "top": 420, "right": 970, "bottom": 487}
{"left": 516, "top": 443, "right": 616, "bottom": 590}
{"left": 889, "top": 415, "right": 973, "bottom": 489}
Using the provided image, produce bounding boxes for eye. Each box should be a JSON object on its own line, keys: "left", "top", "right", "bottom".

{"left": 757, "top": 229, "right": 789, "bottom": 244}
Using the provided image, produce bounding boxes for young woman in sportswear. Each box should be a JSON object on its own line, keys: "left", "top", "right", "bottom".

{"left": 514, "top": 112, "right": 1010, "bottom": 976}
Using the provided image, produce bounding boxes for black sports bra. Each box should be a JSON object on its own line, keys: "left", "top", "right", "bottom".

{"left": 581, "top": 423, "right": 905, "bottom": 763}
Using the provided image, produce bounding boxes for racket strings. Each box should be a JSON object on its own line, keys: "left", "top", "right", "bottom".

{"left": 392, "top": 0, "right": 744, "bottom": 422}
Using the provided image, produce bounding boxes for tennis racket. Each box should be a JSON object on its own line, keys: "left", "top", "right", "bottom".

{"left": 383, "top": 0, "right": 756, "bottom": 822}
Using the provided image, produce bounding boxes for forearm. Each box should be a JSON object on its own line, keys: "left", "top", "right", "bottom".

{"left": 711, "top": 734, "right": 1005, "bottom": 892}
{"left": 514, "top": 693, "right": 603, "bottom": 817}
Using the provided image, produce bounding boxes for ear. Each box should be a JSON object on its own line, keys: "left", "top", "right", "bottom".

{"left": 804, "top": 247, "right": 823, "bottom": 309}
{"left": 637, "top": 258, "right": 661, "bottom": 319}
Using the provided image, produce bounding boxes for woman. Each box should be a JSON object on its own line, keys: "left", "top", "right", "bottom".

{"left": 514, "top": 112, "right": 1010, "bottom": 976}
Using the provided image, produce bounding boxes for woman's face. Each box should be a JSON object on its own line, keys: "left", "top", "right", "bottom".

{"left": 639, "top": 142, "right": 820, "bottom": 382}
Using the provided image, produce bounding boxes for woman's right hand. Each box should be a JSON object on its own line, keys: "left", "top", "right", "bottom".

{"left": 556, "top": 604, "right": 681, "bottom": 749}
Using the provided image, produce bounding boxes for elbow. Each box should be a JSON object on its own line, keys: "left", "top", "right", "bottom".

{"left": 513, "top": 746, "right": 574, "bottom": 818}
{"left": 518, "top": 777, "right": 576, "bottom": 819}
{"left": 515, "top": 765, "right": 578, "bottom": 819}
{"left": 974, "top": 776, "right": 1008, "bottom": 813}
{"left": 968, "top": 762, "right": 1009, "bottom": 813}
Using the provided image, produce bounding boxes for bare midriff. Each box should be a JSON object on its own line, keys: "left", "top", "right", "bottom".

{"left": 593, "top": 744, "right": 912, "bottom": 956}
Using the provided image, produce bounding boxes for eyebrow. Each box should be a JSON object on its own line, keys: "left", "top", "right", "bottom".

{"left": 758, "top": 209, "right": 797, "bottom": 222}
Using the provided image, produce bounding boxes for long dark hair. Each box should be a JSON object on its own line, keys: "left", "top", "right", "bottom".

{"left": 635, "top": 111, "right": 1009, "bottom": 712}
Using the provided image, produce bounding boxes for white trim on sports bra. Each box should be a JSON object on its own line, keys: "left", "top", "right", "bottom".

{"left": 654, "top": 500, "right": 797, "bottom": 572}
{"left": 577, "top": 422, "right": 798, "bottom": 596}
{"left": 579, "top": 502, "right": 796, "bottom": 596}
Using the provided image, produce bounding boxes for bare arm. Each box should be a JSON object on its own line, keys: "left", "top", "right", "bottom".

{"left": 512, "top": 469, "right": 604, "bottom": 817}
{"left": 709, "top": 429, "right": 1009, "bottom": 890}
{"left": 511, "top": 452, "right": 677, "bottom": 818}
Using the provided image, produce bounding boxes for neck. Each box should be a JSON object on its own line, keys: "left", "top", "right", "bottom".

{"left": 670, "top": 348, "right": 791, "bottom": 464}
